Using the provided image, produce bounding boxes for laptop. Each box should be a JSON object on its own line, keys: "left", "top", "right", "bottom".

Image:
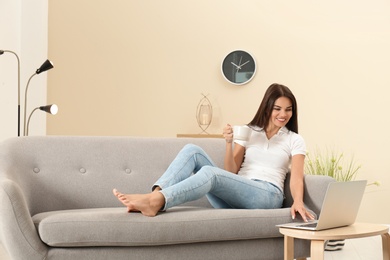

{"left": 277, "top": 180, "right": 367, "bottom": 231}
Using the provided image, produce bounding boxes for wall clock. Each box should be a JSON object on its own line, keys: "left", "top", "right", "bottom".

{"left": 221, "top": 50, "right": 256, "bottom": 85}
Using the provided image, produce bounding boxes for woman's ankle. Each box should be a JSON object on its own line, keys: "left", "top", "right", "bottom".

{"left": 152, "top": 185, "right": 162, "bottom": 192}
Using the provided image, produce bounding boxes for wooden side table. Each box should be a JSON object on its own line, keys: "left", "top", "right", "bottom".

{"left": 279, "top": 223, "right": 390, "bottom": 260}
{"left": 177, "top": 134, "right": 223, "bottom": 138}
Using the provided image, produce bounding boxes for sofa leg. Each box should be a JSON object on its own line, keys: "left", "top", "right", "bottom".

{"left": 296, "top": 258, "right": 307, "bottom": 260}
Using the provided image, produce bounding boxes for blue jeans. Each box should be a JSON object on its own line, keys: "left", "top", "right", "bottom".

{"left": 153, "top": 144, "right": 284, "bottom": 210}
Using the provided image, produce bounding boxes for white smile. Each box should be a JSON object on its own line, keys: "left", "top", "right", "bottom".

{"left": 277, "top": 118, "right": 286, "bottom": 122}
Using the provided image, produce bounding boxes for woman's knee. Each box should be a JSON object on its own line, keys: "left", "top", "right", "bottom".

{"left": 180, "top": 144, "right": 216, "bottom": 174}
{"left": 181, "top": 144, "right": 207, "bottom": 157}
{"left": 182, "top": 143, "right": 201, "bottom": 152}
{"left": 197, "top": 165, "right": 218, "bottom": 178}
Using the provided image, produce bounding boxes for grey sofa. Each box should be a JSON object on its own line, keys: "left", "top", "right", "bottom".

{"left": 0, "top": 136, "right": 335, "bottom": 260}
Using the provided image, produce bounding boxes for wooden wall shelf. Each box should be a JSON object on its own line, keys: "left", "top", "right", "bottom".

{"left": 177, "top": 134, "right": 223, "bottom": 138}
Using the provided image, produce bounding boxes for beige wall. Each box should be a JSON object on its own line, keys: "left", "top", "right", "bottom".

{"left": 48, "top": 1, "right": 390, "bottom": 223}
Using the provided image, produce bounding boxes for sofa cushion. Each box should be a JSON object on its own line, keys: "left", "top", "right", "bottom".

{"left": 32, "top": 206, "right": 303, "bottom": 247}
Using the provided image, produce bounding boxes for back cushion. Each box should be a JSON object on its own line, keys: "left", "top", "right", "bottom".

{"left": 0, "top": 136, "right": 225, "bottom": 215}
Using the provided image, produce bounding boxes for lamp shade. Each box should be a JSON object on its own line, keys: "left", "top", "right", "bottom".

{"left": 39, "top": 104, "right": 58, "bottom": 115}
{"left": 26, "top": 104, "right": 59, "bottom": 136}
{"left": 36, "top": 59, "right": 54, "bottom": 74}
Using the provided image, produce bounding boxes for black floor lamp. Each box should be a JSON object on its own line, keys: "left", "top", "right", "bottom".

{"left": 1, "top": 50, "right": 55, "bottom": 137}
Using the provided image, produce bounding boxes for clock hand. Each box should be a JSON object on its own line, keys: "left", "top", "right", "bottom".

{"left": 231, "top": 62, "right": 240, "bottom": 69}
{"left": 240, "top": 60, "right": 250, "bottom": 67}
{"left": 235, "top": 56, "right": 244, "bottom": 72}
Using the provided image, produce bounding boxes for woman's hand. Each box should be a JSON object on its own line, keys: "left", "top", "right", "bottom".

{"left": 289, "top": 154, "right": 314, "bottom": 222}
{"left": 223, "top": 124, "right": 233, "bottom": 143}
{"left": 290, "top": 200, "right": 315, "bottom": 222}
{"left": 223, "top": 124, "right": 245, "bottom": 173}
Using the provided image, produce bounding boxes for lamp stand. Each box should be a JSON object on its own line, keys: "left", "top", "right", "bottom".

{"left": 0, "top": 50, "right": 21, "bottom": 136}
{"left": 23, "top": 73, "right": 37, "bottom": 136}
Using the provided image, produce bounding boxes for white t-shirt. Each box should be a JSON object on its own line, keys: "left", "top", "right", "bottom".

{"left": 234, "top": 126, "right": 306, "bottom": 192}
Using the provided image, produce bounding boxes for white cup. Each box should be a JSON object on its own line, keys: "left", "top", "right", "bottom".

{"left": 233, "top": 125, "right": 252, "bottom": 141}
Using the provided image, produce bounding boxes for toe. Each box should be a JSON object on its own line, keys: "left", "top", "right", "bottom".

{"left": 113, "top": 188, "right": 119, "bottom": 196}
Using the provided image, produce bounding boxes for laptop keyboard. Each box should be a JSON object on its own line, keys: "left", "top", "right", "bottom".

{"left": 298, "top": 223, "right": 318, "bottom": 228}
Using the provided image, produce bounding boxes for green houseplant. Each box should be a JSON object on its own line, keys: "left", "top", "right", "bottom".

{"left": 305, "top": 149, "right": 361, "bottom": 182}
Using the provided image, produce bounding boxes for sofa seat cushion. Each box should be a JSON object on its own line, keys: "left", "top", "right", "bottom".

{"left": 33, "top": 206, "right": 299, "bottom": 247}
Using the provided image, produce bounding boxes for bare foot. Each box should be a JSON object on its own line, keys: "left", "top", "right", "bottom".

{"left": 112, "top": 189, "right": 140, "bottom": 212}
{"left": 113, "top": 189, "right": 165, "bottom": 217}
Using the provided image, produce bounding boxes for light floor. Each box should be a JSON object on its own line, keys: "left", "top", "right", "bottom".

{"left": 0, "top": 235, "right": 385, "bottom": 259}
{"left": 311, "top": 235, "right": 384, "bottom": 259}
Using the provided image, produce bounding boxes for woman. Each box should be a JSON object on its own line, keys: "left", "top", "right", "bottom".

{"left": 113, "top": 83, "right": 314, "bottom": 222}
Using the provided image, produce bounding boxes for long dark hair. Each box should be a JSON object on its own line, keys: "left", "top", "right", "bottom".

{"left": 248, "top": 83, "right": 299, "bottom": 133}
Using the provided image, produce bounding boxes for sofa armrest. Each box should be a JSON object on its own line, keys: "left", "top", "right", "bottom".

{"left": 283, "top": 174, "right": 336, "bottom": 216}
{"left": 0, "top": 178, "right": 48, "bottom": 260}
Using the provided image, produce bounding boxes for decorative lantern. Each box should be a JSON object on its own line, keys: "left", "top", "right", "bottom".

{"left": 196, "top": 94, "right": 212, "bottom": 134}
